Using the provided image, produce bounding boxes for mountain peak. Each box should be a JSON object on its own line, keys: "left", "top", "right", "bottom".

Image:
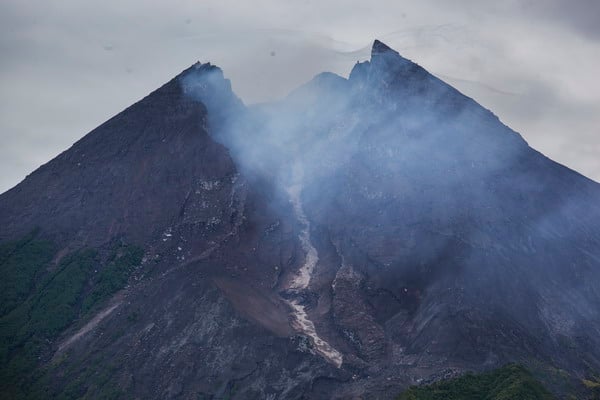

{"left": 349, "top": 40, "right": 414, "bottom": 84}
{"left": 371, "top": 39, "right": 398, "bottom": 57}
{"left": 178, "top": 61, "right": 241, "bottom": 112}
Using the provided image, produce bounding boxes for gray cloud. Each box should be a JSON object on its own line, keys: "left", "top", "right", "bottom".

{"left": 0, "top": 0, "right": 599, "bottom": 194}
{"left": 519, "top": 0, "right": 600, "bottom": 40}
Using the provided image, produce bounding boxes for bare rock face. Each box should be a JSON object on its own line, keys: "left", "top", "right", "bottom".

{"left": 1, "top": 41, "right": 600, "bottom": 399}
{"left": 0, "top": 65, "right": 237, "bottom": 249}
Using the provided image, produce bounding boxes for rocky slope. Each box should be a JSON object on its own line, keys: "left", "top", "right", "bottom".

{"left": 1, "top": 41, "right": 599, "bottom": 399}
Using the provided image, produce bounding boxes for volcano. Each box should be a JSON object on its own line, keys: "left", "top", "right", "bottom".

{"left": 1, "top": 40, "right": 599, "bottom": 399}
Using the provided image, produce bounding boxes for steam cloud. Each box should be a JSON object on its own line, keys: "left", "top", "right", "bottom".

{"left": 178, "top": 41, "right": 600, "bottom": 357}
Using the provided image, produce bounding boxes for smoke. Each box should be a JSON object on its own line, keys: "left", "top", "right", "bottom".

{"left": 176, "top": 40, "right": 600, "bottom": 370}
{"left": 179, "top": 39, "right": 600, "bottom": 299}
{"left": 180, "top": 42, "right": 525, "bottom": 194}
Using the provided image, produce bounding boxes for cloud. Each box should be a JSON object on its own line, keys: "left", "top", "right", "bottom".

{"left": 518, "top": 0, "right": 600, "bottom": 40}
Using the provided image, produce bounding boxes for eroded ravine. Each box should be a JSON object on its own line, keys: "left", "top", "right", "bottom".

{"left": 285, "top": 184, "right": 343, "bottom": 368}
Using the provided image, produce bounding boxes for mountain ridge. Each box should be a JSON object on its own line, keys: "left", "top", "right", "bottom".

{"left": 1, "top": 40, "right": 599, "bottom": 399}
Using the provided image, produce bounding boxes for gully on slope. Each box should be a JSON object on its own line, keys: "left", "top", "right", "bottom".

{"left": 284, "top": 183, "right": 343, "bottom": 368}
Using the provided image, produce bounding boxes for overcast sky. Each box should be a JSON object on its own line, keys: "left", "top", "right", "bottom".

{"left": 1, "top": 0, "right": 599, "bottom": 193}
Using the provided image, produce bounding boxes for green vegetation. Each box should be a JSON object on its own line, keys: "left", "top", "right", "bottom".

{"left": 0, "top": 233, "right": 143, "bottom": 399}
{"left": 0, "top": 247, "right": 98, "bottom": 398}
{"left": 398, "top": 364, "right": 556, "bottom": 400}
{"left": 0, "top": 231, "right": 55, "bottom": 318}
{"left": 82, "top": 245, "right": 144, "bottom": 314}
{"left": 50, "top": 357, "right": 125, "bottom": 400}
{"left": 525, "top": 360, "right": 580, "bottom": 399}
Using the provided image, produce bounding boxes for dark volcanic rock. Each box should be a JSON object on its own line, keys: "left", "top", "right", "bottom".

{"left": 0, "top": 65, "right": 238, "bottom": 249}
{"left": 1, "top": 41, "right": 600, "bottom": 399}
